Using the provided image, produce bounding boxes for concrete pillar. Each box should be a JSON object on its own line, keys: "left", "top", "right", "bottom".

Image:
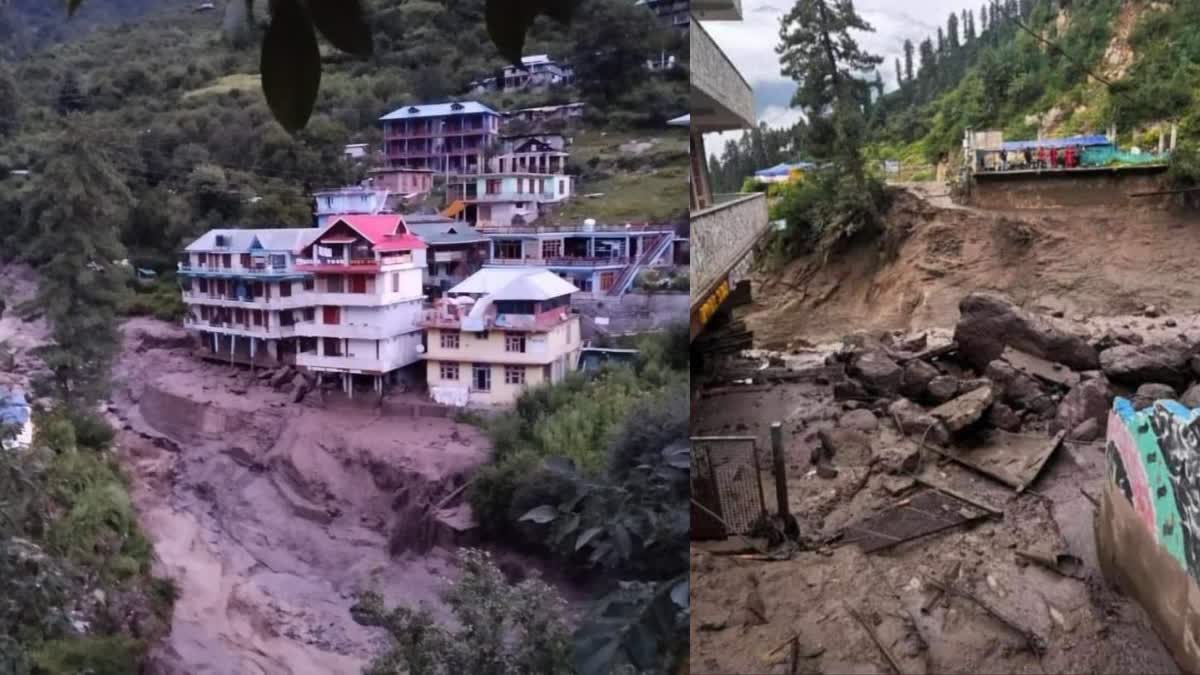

{"left": 267, "top": 340, "right": 279, "bottom": 361}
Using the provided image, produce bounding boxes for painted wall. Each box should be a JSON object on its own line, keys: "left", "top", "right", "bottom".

{"left": 426, "top": 360, "right": 551, "bottom": 406}
{"left": 1099, "top": 397, "right": 1200, "bottom": 671}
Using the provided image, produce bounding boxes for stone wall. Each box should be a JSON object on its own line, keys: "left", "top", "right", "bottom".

{"left": 690, "top": 192, "right": 768, "bottom": 308}
{"left": 1097, "top": 398, "right": 1200, "bottom": 672}
{"left": 573, "top": 292, "right": 688, "bottom": 337}
{"left": 691, "top": 21, "right": 755, "bottom": 129}
{"left": 969, "top": 168, "right": 1169, "bottom": 210}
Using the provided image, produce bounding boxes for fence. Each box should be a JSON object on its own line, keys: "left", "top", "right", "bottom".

{"left": 690, "top": 436, "right": 767, "bottom": 540}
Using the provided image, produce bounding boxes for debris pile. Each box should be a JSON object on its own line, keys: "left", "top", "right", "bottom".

{"left": 690, "top": 291, "right": 1186, "bottom": 675}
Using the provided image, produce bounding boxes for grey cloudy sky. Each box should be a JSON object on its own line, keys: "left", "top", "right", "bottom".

{"left": 703, "top": 0, "right": 973, "bottom": 136}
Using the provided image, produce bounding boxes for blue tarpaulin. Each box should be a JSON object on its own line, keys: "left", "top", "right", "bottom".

{"left": 754, "top": 161, "right": 816, "bottom": 177}
{"left": 0, "top": 387, "right": 30, "bottom": 427}
{"left": 999, "top": 135, "right": 1112, "bottom": 151}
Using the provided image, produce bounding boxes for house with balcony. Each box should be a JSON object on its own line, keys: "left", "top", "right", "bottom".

{"left": 380, "top": 101, "right": 501, "bottom": 175}
{"left": 403, "top": 213, "right": 489, "bottom": 297}
{"left": 689, "top": 0, "right": 769, "bottom": 341}
{"left": 483, "top": 220, "right": 679, "bottom": 296}
{"left": 637, "top": 0, "right": 690, "bottom": 31}
{"left": 470, "top": 54, "right": 575, "bottom": 93}
{"left": 450, "top": 172, "right": 575, "bottom": 229}
{"left": 292, "top": 215, "right": 428, "bottom": 396}
{"left": 366, "top": 167, "right": 435, "bottom": 199}
{"left": 179, "top": 228, "right": 317, "bottom": 367}
{"left": 313, "top": 187, "right": 392, "bottom": 227}
{"left": 489, "top": 133, "right": 569, "bottom": 175}
{"left": 422, "top": 268, "right": 582, "bottom": 406}
{"left": 503, "top": 102, "right": 586, "bottom": 127}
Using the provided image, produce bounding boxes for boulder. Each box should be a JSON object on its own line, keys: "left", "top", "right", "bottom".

{"left": 817, "top": 428, "right": 872, "bottom": 462}
{"left": 848, "top": 351, "right": 902, "bottom": 396}
{"left": 887, "top": 398, "right": 950, "bottom": 445}
{"left": 1189, "top": 355, "right": 1200, "bottom": 379}
{"left": 900, "top": 360, "right": 940, "bottom": 398}
{"left": 929, "top": 385, "right": 995, "bottom": 432}
{"left": 1133, "top": 383, "right": 1177, "bottom": 411}
{"left": 927, "top": 376, "right": 960, "bottom": 403}
{"left": 881, "top": 475, "right": 916, "bottom": 495}
{"left": 270, "top": 367, "right": 294, "bottom": 389}
{"left": 292, "top": 381, "right": 310, "bottom": 403}
{"left": 985, "top": 360, "right": 1053, "bottom": 414}
{"left": 987, "top": 402, "right": 1022, "bottom": 432}
{"left": 1053, "top": 377, "right": 1113, "bottom": 435}
{"left": 816, "top": 464, "right": 839, "bottom": 480}
{"left": 1182, "top": 383, "right": 1200, "bottom": 410}
{"left": 954, "top": 292, "right": 1099, "bottom": 371}
{"left": 833, "top": 379, "right": 868, "bottom": 401}
{"left": 1069, "top": 418, "right": 1101, "bottom": 442}
{"left": 1099, "top": 342, "right": 1190, "bottom": 388}
{"left": 877, "top": 444, "right": 922, "bottom": 475}
{"left": 838, "top": 409, "right": 879, "bottom": 433}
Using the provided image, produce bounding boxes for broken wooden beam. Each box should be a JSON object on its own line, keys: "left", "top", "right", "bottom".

{"left": 846, "top": 604, "right": 905, "bottom": 675}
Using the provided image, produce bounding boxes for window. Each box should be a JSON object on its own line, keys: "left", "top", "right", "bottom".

{"left": 197, "top": 278, "right": 208, "bottom": 293}
{"left": 327, "top": 275, "right": 345, "bottom": 293}
{"left": 440, "top": 363, "right": 460, "bottom": 381}
{"left": 303, "top": 278, "right": 315, "bottom": 291}
{"left": 505, "top": 334, "right": 526, "bottom": 353}
{"left": 504, "top": 366, "right": 526, "bottom": 385}
{"left": 323, "top": 306, "right": 340, "bottom": 325}
{"left": 496, "top": 241, "right": 522, "bottom": 260}
{"left": 472, "top": 364, "right": 491, "bottom": 392}
{"left": 541, "top": 240, "right": 562, "bottom": 258}
{"left": 350, "top": 276, "right": 367, "bottom": 294}
{"left": 181, "top": 278, "right": 192, "bottom": 291}
{"left": 222, "top": 254, "right": 232, "bottom": 268}
{"left": 252, "top": 310, "right": 263, "bottom": 326}
{"left": 559, "top": 180, "right": 565, "bottom": 194}
{"left": 392, "top": 273, "right": 399, "bottom": 293}
{"left": 441, "top": 332, "right": 460, "bottom": 349}
{"left": 280, "top": 282, "right": 292, "bottom": 297}
{"left": 517, "top": 178, "right": 524, "bottom": 194}
{"left": 252, "top": 282, "right": 264, "bottom": 298}
{"left": 323, "top": 338, "right": 342, "bottom": 356}
{"left": 486, "top": 179, "right": 502, "bottom": 195}
{"left": 234, "top": 308, "right": 245, "bottom": 324}
{"left": 240, "top": 254, "right": 251, "bottom": 268}
{"left": 303, "top": 308, "right": 315, "bottom": 322}
{"left": 197, "top": 253, "right": 208, "bottom": 266}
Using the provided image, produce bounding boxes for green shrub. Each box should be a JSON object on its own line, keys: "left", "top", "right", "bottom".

{"left": 30, "top": 636, "right": 145, "bottom": 675}
{"left": 68, "top": 409, "right": 115, "bottom": 450}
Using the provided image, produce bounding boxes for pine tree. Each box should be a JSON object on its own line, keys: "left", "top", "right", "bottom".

{"left": 965, "top": 9, "right": 976, "bottom": 42}
{"left": 0, "top": 61, "right": 18, "bottom": 136}
{"left": 936, "top": 27, "right": 945, "bottom": 56}
{"left": 903, "top": 39, "right": 915, "bottom": 82}
{"left": 918, "top": 38, "right": 936, "bottom": 79}
{"left": 23, "top": 132, "right": 132, "bottom": 405}
{"left": 777, "top": 0, "right": 882, "bottom": 176}
{"left": 980, "top": 3, "right": 988, "bottom": 32}
{"left": 894, "top": 57, "right": 903, "bottom": 87}
{"left": 56, "top": 71, "right": 85, "bottom": 115}
{"left": 947, "top": 12, "right": 960, "bottom": 51}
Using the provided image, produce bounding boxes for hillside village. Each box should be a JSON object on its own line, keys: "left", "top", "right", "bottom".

{"left": 178, "top": 90, "right": 690, "bottom": 408}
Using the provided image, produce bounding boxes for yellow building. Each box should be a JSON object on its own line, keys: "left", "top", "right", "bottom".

{"left": 422, "top": 268, "right": 582, "bottom": 406}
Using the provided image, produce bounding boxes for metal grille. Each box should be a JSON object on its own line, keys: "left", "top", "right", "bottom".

{"left": 691, "top": 436, "right": 767, "bottom": 539}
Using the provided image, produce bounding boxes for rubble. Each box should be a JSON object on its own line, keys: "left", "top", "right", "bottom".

{"left": 1053, "top": 377, "right": 1112, "bottom": 435}
{"left": 900, "top": 360, "right": 940, "bottom": 398}
{"left": 848, "top": 351, "right": 902, "bottom": 396}
{"left": 929, "top": 384, "right": 994, "bottom": 433}
{"left": 1133, "top": 382, "right": 1177, "bottom": 410}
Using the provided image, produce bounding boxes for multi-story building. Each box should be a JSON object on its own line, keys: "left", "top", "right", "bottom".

{"left": 403, "top": 214, "right": 489, "bottom": 297}
{"left": 380, "top": 101, "right": 501, "bottom": 175}
{"left": 179, "top": 228, "right": 316, "bottom": 367}
{"left": 483, "top": 221, "right": 679, "bottom": 296}
{"left": 470, "top": 54, "right": 574, "bottom": 93}
{"left": 292, "top": 215, "right": 428, "bottom": 395}
{"left": 313, "top": 187, "right": 391, "bottom": 227}
{"left": 503, "top": 102, "right": 586, "bottom": 127}
{"left": 422, "top": 268, "right": 582, "bottom": 406}
{"left": 490, "top": 133, "right": 569, "bottom": 175}
{"left": 637, "top": 0, "right": 690, "bottom": 31}
{"left": 366, "top": 167, "right": 435, "bottom": 199}
{"left": 451, "top": 172, "right": 575, "bottom": 229}
{"left": 689, "top": 0, "right": 769, "bottom": 341}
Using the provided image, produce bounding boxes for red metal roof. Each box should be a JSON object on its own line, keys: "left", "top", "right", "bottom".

{"left": 324, "top": 214, "right": 410, "bottom": 243}
{"left": 375, "top": 233, "right": 428, "bottom": 251}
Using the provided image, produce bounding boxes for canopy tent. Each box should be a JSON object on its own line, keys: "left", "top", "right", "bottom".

{"left": 999, "top": 135, "right": 1112, "bottom": 151}
{"left": 754, "top": 161, "right": 816, "bottom": 177}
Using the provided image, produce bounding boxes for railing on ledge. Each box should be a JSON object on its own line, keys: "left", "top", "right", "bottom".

{"left": 178, "top": 263, "right": 291, "bottom": 275}
{"left": 487, "top": 256, "right": 632, "bottom": 267}
{"left": 477, "top": 222, "right": 679, "bottom": 235}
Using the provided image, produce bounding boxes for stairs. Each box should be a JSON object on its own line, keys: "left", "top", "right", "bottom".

{"left": 609, "top": 232, "right": 674, "bottom": 297}
{"left": 441, "top": 199, "right": 466, "bottom": 218}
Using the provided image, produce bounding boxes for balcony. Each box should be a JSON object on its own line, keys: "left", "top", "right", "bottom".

{"left": 180, "top": 291, "right": 312, "bottom": 311}
{"left": 690, "top": 192, "right": 768, "bottom": 312}
{"left": 293, "top": 321, "right": 391, "bottom": 340}
{"left": 294, "top": 257, "right": 382, "bottom": 274}
{"left": 468, "top": 190, "right": 558, "bottom": 203}
{"left": 183, "top": 317, "right": 297, "bottom": 339}
{"left": 691, "top": 20, "right": 754, "bottom": 132}
{"left": 693, "top": 0, "right": 742, "bottom": 20}
{"left": 487, "top": 256, "right": 632, "bottom": 268}
{"left": 476, "top": 222, "right": 677, "bottom": 235}
{"left": 295, "top": 352, "right": 388, "bottom": 373}
{"left": 178, "top": 263, "right": 307, "bottom": 279}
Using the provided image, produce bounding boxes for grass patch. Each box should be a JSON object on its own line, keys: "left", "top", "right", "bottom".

{"left": 182, "top": 73, "right": 262, "bottom": 100}
{"left": 555, "top": 165, "right": 687, "bottom": 222}
{"left": 31, "top": 636, "right": 145, "bottom": 675}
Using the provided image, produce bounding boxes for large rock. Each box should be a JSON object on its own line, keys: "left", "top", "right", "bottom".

{"left": 954, "top": 292, "right": 1099, "bottom": 371}
{"left": 985, "top": 360, "right": 1053, "bottom": 414}
{"left": 1133, "top": 383, "right": 1178, "bottom": 411}
{"left": 987, "top": 402, "right": 1022, "bottom": 432}
{"left": 900, "top": 360, "right": 940, "bottom": 398}
{"left": 887, "top": 398, "right": 950, "bottom": 445}
{"left": 1183, "top": 383, "right": 1200, "bottom": 409}
{"left": 848, "top": 351, "right": 902, "bottom": 396}
{"left": 838, "top": 409, "right": 879, "bottom": 432}
{"left": 1053, "top": 377, "right": 1113, "bottom": 435}
{"left": 1099, "top": 341, "right": 1191, "bottom": 388}
{"left": 270, "top": 367, "right": 294, "bottom": 389}
{"left": 929, "top": 384, "right": 995, "bottom": 432}
{"left": 927, "top": 376, "right": 960, "bottom": 403}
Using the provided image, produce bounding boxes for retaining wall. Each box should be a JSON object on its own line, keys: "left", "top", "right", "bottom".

{"left": 970, "top": 167, "right": 1170, "bottom": 210}
{"left": 1097, "top": 398, "right": 1200, "bottom": 672}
